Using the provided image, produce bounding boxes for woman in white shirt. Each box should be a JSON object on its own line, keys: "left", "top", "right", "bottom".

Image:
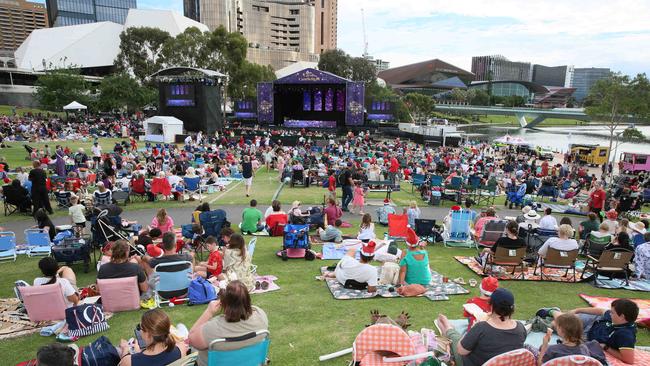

{"left": 357, "top": 213, "right": 376, "bottom": 242}
{"left": 34, "top": 257, "right": 78, "bottom": 308}
{"left": 538, "top": 224, "right": 579, "bottom": 259}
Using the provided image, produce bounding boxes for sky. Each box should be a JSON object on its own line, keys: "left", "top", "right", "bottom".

{"left": 40, "top": 0, "right": 650, "bottom": 76}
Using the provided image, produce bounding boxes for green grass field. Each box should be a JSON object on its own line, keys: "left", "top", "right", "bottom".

{"left": 476, "top": 114, "right": 589, "bottom": 126}
{"left": 0, "top": 105, "right": 65, "bottom": 118}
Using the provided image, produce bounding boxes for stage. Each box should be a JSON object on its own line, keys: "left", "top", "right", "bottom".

{"left": 257, "top": 68, "right": 365, "bottom": 130}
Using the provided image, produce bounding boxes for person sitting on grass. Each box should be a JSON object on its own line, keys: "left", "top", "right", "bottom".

{"left": 399, "top": 228, "right": 431, "bottom": 286}
{"left": 322, "top": 241, "right": 378, "bottom": 293}
{"left": 462, "top": 277, "right": 498, "bottom": 331}
{"left": 538, "top": 313, "right": 607, "bottom": 365}
{"left": 536, "top": 298, "right": 639, "bottom": 364}
{"left": 150, "top": 208, "right": 174, "bottom": 234}
{"left": 357, "top": 213, "right": 376, "bottom": 242}
{"left": 195, "top": 236, "right": 223, "bottom": 279}
{"left": 578, "top": 212, "right": 600, "bottom": 240}
{"left": 317, "top": 219, "right": 343, "bottom": 243}
{"left": 240, "top": 199, "right": 265, "bottom": 235}
{"left": 264, "top": 200, "right": 288, "bottom": 235}
{"left": 118, "top": 309, "right": 187, "bottom": 366}
{"left": 188, "top": 281, "right": 268, "bottom": 366}
{"left": 34, "top": 257, "right": 79, "bottom": 308}
{"left": 436, "top": 288, "right": 526, "bottom": 366}
{"left": 376, "top": 198, "right": 396, "bottom": 226}
{"left": 217, "top": 234, "right": 254, "bottom": 290}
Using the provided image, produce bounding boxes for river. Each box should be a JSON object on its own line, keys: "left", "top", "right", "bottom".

{"left": 461, "top": 124, "right": 650, "bottom": 156}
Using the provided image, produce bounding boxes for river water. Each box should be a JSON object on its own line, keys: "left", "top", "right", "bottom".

{"left": 461, "top": 124, "right": 650, "bottom": 156}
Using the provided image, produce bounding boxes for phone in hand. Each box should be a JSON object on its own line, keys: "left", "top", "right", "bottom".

{"left": 134, "top": 324, "right": 146, "bottom": 350}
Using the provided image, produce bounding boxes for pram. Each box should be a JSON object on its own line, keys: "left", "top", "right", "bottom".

{"left": 442, "top": 209, "right": 476, "bottom": 248}
{"left": 504, "top": 183, "right": 527, "bottom": 209}
{"left": 89, "top": 204, "right": 143, "bottom": 256}
{"left": 276, "top": 224, "right": 310, "bottom": 260}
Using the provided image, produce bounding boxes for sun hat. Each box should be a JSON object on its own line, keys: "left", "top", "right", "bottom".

{"left": 360, "top": 241, "right": 376, "bottom": 257}
{"left": 521, "top": 206, "right": 531, "bottom": 214}
{"left": 480, "top": 277, "right": 499, "bottom": 296}
{"left": 605, "top": 209, "right": 618, "bottom": 220}
{"left": 524, "top": 210, "right": 540, "bottom": 220}
{"left": 490, "top": 288, "right": 515, "bottom": 307}
{"left": 632, "top": 221, "right": 646, "bottom": 233}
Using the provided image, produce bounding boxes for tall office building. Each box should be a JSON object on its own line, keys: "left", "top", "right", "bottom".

{"left": 45, "top": 0, "right": 137, "bottom": 27}
{"left": 571, "top": 67, "right": 611, "bottom": 101}
{"left": 314, "top": 0, "right": 336, "bottom": 54}
{"left": 532, "top": 64, "right": 574, "bottom": 87}
{"left": 0, "top": 0, "right": 47, "bottom": 53}
{"left": 191, "top": 0, "right": 335, "bottom": 70}
{"left": 472, "top": 55, "right": 532, "bottom": 82}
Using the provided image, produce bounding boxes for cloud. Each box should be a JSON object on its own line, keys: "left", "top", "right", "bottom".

{"left": 138, "top": 0, "right": 183, "bottom": 13}
{"left": 339, "top": 0, "right": 650, "bottom": 75}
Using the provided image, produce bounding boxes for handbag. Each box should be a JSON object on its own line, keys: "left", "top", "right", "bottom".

{"left": 66, "top": 304, "right": 109, "bottom": 338}
{"left": 82, "top": 336, "right": 120, "bottom": 366}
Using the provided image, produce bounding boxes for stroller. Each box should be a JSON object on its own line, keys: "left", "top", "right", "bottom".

{"left": 505, "top": 183, "right": 527, "bottom": 209}
{"left": 277, "top": 224, "right": 310, "bottom": 260}
{"left": 89, "top": 204, "right": 143, "bottom": 256}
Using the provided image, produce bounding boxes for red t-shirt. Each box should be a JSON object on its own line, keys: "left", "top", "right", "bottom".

{"left": 389, "top": 157, "right": 399, "bottom": 173}
{"left": 463, "top": 296, "right": 491, "bottom": 330}
{"left": 590, "top": 188, "right": 606, "bottom": 209}
{"left": 207, "top": 250, "right": 223, "bottom": 277}
{"left": 328, "top": 175, "right": 336, "bottom": 192}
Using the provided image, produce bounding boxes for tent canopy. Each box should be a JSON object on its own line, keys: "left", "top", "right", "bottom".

{"left": 63, "top": 101, "right": 87, "bottom": 110}
{"left": 494, "top": 135, "right": 530, "bottom": 146}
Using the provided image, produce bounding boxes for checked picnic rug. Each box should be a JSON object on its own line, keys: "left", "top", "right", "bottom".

{"left": 579, "top": 294, "right": 650, "bottom": 328}
{"left": 320, "top": 267, "right": 468, "bottom": 301}
{"left": 454, "top": 256, "right": 585, "bottom": 282}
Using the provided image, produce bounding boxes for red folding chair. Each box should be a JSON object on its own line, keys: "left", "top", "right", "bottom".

{"left": 388, "top": 214, "right": 409, "bottom": 239}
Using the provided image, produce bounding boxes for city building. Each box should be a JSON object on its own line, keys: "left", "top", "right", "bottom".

{"left": 532, "top": 64, "right": 574, "bottom": 87}
{"left": 0, "top": 0, "right": 47, "bottom": 54}
{"left": 365, "top": 55, "right": 389, "bottom": 73}
{"left": 571, "top": 67, "right": 611, "bottom": 101}
{"left": 378, "top": 59, "right": 474, "bottom": 95}
{"left": 45, "top": 0, "right": 137, "bottom": 27}
{"left": 472, "top": 55, "right": 532, "bottom": 82}
{"left": 190, "top": 0, "right": 333, "bottom": 70}
{"left": 468, "top": 80, "right": 575, "bottom": 108}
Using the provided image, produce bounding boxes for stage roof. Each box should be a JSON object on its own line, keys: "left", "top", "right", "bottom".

{"left": 274, "top": 68, "right": 351, "bottom": 84}
{"left": 275, "top": 61, "right": 319, "bottom": 79}
{"left": 151, "top": 67, "right": 226, "bottom": 79}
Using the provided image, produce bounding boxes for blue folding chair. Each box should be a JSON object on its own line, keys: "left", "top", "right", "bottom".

{"left": 183, "top": 176, "right": 203, "bottom": 202}
{"left": 411, "top": 174, "right": 426, "bottom": 193}
{"left": 25, "top": 229, "right": 51, "bottom": 257}
{"left": 208, "top": 330, "right": 270, "bottom": 366}
{"left": 153, "top": 261, "right": 192, "bottom": 307}
{"left": 443, "top": 209, "right": 476, "bottom": 248}
{"left": 0, "top": 231, "right": 17, "bottom": 262}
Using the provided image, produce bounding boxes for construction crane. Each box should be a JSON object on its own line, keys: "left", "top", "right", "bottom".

{"left": 361, "top": 8, "right": 368, "bottom": 58}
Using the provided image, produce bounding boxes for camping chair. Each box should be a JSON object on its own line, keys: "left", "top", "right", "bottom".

{"left": 25, "top": 228, "right": 52, "bottom": 257}
{"left": 443, "top": 209, "right": 476, "bottom": 248}
{"left": 475, "top": 178, "right": 498, "bottom": 206}
{"left": 444, "top": 176, "right": 464, "bottom": 203}
{"left": 19, "top": 283, "right": 68, "bottom": 322}
{"left": 465, "top": 175, "right": 482, "bottom": 198}
{"left": 411, "top": 173, "right": 426, "bottom": 193}
{"left": 183, "top": 176, "right": 203, "bottom": 202}
{"left": 533, "top": 248, "right": 579, "bottom": 282}
{"left": 483, "top": 247, "right": 527, "bottom": 279}
{"left": 478, "top": 220, "right": 507, "bottom": 248}
{"left": 93, "top": 191, "right": 112, "bottom": 206}
{"left": 97, "top": 276, "right": 140, "bottom": 312}
{"left": 54, "top": 191, "right": 72, "bottom": 209}
{"left": 153, "top": 261, "right": 193, "bottom": 307}
{"left": 248, "top": 237, "right": 258, "bottom": 275}
{"left": 541, "top": 355, "right": 603, "bottom": 366}
{"left": 484, "top": 348, "right": 536, "bottom": 366}
{"left": 112, "top": 190, "right": 129, "bottom": 206}
{"left": 208, "top": 330, "right": 270, "bottom": 366}
{"left": 2, "top": 185, "right": 30, "bottom": 216}
{"left": 129, "top": 177, "right": 149, "bottom": 202}
{"left": 0, "top": 231, "right": 17, "bottom": 262}
{"left": 290, "top": 169, "right": 305, "bottom": 188}
{"left": 580, "top": 234, "right": 610, "bottom": 258}
{"left": 526, "top": 228, "right": 558, "bottom": 256}
{"left": 414, "top": 219, "right": 436, "bottom": 242}
{"left": 199, "top": 209, "right": 228, "bottom": 240}
{"left": 581, "top": 249, "right": 633, "bottom": 286}
{"left": 387, "top": 214, "right": 409, "bottom": 241}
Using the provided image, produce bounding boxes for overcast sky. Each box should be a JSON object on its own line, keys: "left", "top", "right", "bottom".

{"left": 43, "top": 0, "right": 650, "bottom": 76}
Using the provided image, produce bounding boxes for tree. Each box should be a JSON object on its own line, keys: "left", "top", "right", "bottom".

{"left": 622, "top": 127, "right": 645, "bottom": 141}
{"left": 115, "top": 27, "right": 171, "bottom": 84}
{"left": 404, "top": 93, "right": 435, "bottom": 122}
{"left": 34, "top": 68, "right": 89, "bottom": 111}
{"left": 450, "top": 88, "right": 468, "bottom": 103}
{"left": 318, "top": 49, "right": 351, "bottom": 78}
{"left": 350, "top": 57, "right": 376, "bottom": 84}
{"left": 161, "top": 27, "right": 211, "bottom": 69}
{"left": 229, "top": 61, "right": 276, "bottom": 99}
{"left": 206, "top": 25, "right": 248, "bottom": 78}
{"left": 97, "top": 72, "right": 151, "bottom": 112}
{"left": 468, "top": 89, "right": 489, "bottom": 105}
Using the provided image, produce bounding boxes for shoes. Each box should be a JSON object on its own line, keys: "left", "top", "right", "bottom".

{"left": 535, "top": 307, "right": 560, "bottom": 319}
{"left": 452, "top": 277, "right": 466, "bottom": 285}
{"left": 468, "top": 279, "right": 478, "bottom": 287}
{"left": 314, "top": 275, "right": 325, "bottom": 281}
{"left": 254, "top": 280, "right": 269, "bottom": 290}
{"left": 56, "top": 333, "right": 78, "bottom": 343}
{"left": 140, "top": 297, "right": 156, "bottom": 309}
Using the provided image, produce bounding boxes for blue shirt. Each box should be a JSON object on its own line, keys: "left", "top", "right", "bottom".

{"left": 131, "top": 346, "right": 181, "bottom": 366}
{"left": 587, "top": 310, "right": 636, "bottom": 350}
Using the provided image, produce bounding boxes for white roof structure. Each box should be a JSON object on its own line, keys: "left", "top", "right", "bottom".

{"left": 275, "top": 61, "right": 319, "bottom": 79}
{"left": 63, "top": 101, "right": 87, "bottom": 110}
{"left": 14, "top": 9, "right": 209, "bottom": 72}
{"left": 124, "top": 9, "right": 209, "bottom": 37}
{"left": 14, "top": 22, "right": 123, "bottom": 71}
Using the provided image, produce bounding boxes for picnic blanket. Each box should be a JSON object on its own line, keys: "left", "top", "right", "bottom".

{"left": 0, "top": 298, "right": 56, "bottom": 340}
{"left": 321, "top": 243, "right": 347, "bottom": 260}
{"left": 606, "top": 349, "right": 650, "bottom": 366}
{"left": 250, "top": 275, "right": 280, "bottom": 295}
{"left": 586, "top": 276, "right": 650, "bottom": 292}
{"left": 539, "top": 203, "right": 587, "bottom": 216}
{"left": 579, "top": 294, "right": 650, "bottom": 327}
{"left": 454, "top": 256, "right": 585, "bottom": 283}
{"left": 320, "top": 267, "right": 468, "bottom": 301}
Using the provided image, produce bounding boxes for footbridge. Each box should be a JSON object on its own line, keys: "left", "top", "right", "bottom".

{"left": 435, "top": 105, "right": 590, "bottom": 128}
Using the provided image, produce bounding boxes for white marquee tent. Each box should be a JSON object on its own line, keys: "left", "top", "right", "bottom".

{"left": 143, "top": 116, "right": 184, "bottom": 143}
{"left": 63, "top": 101, "right": 87, "bottom": 110}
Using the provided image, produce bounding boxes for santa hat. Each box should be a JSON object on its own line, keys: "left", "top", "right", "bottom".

{"left": 383, "top": 198, "right": 390, "bottom": 205}
{"left": 480, "top": 277, "right": 499, "bottom": 296}
{"left": 361, "top": 241, "right": 376, "bottom": 257}
{"left": 451, "top": 205, "right": 461, "bottom": 211}
{"left": 147, "top": 244, "right": 163, "bottom": 258}
{"left": 405, "top": 227, "right": 420, "bottom": 247}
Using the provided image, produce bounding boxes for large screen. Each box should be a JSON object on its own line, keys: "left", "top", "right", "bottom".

{"left": 165, "top": 84, "right": 196, "bottom": 107}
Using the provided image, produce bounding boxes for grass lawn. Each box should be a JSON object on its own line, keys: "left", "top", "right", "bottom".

{"left": 0, "top": 105, "right": 64, "bottom": 118}
{"left": 476, "top": 114, "right": 589, "bottom": 126}
{"left": 0, "top": 220, "right": 648, "bottom": 365}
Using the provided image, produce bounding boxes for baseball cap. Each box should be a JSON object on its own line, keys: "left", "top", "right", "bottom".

{"left": 490, "top": 288, "right": 514, "bottom": 307}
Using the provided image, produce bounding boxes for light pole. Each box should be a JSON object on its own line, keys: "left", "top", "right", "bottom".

{"left": 612, "top": 131, "right": 623, "bottom": 178}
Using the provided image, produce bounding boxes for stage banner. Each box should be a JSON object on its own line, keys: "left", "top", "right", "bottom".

{"left": 345, "top": 82, "right": 365, "bottom": 126}
{"left": 257, "top": 82, "right": 273, "bottom": 124}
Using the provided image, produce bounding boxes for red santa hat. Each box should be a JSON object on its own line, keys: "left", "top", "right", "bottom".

{"left": 361, "top": 241, "right": 376, "bottom": 257}
{"left": 480, "top": 276, "right": 499, "bottom": 296}
{"left": 405, "top": 227, "right": 420, "bottom": 247}
{"left": 147, "top": 244, "right": 164, "bottom": 258}
{"left": 451, "top": 205, "right": 461, "bottom": 211}
{"left": 383, "top": 198, "right": 390, "bottom": 204}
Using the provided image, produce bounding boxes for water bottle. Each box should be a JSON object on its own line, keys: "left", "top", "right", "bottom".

{"left": 384, "top": 232, "right": 388, "bottom": 241}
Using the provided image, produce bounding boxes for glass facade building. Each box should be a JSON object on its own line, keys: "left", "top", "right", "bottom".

{"left": 471, "top": 55, "right": 532, "bottom": 82}
{"left": 571, "top": 67, "right": 611, "bottom": 101}
{"left": 46, "top": 0, "right": 136, "bottom": 27}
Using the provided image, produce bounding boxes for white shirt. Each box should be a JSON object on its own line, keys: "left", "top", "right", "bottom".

{"left": 69, "top": 204, "right": 86, "bottom": 224}
{"left": 357, "top": 223, "right": 376, "bottom": 240}
{"left": 538, "top": 215, "right": 558, "bottom": 230}
{"left": 538, "top": 237, "right": 579, "bottom": 257}
{"left": 33, "top": 277, "right": 77, "bottom": 308}
{"left": 335, "top": 255, "right": 378, "bottom": 287}
{"left": 91, "top": 145, "right": 101, "bottom": 157}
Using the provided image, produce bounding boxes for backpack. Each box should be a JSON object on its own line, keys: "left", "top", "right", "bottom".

{"left": 188, "top": 277, "right": 217, "bottom": 305}
{"left": 82, "top": 336, "right": 120, "bottom": 366}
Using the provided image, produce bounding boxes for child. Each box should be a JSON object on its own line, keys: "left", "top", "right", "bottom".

{"left": 218, "top": 234, "right": 254, "bottom": 290}
{"left": 352, "top": 182, "right": 365, "bottom": 214}
{"left": 150, "top": 208, "right": 174, "bottom": 234}
{"left": 68, "top": 195, "right": 86, "bottom": 236}
{"left": 462, "top": 277, "right": 498, "bottom": 331}
{"left": 220, "top": 227, "right": 234, "bottom": 248}
{"left": 538, "top": 313, "right": 607, "bottom": 365}
{"left": 195, "top": 236, "right": 222, "bottom": 279}
{"left": 406, "top": 200, "right": 420, "bottom": 227}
